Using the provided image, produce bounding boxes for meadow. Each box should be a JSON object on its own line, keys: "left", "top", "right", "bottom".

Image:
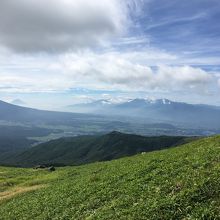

{"left": 0, "top": 135, "right": 220, "bottom": 219}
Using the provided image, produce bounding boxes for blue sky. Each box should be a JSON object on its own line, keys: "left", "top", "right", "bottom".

{"left": 0, "top": 0, "right": 219, "bottom": 110}
{"left": 141, "top": 0, "right": 220, "bottom": 62}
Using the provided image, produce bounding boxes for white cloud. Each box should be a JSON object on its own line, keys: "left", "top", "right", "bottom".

{"left": 0, "top": 0, "right": 142, "bottom": 53}
{"left": 218, "top": 79, "right": 220, "bottom": 87}
{"left": 155, "top": 65, "right": 212, "bottom": 89}
{"left": 0, "top": 49, "right": 218, "bottom": 96}
{"left": 54, "top": 51, "right": 213, "bottom": 92}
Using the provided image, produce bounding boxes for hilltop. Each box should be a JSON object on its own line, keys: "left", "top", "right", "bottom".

{"left": 0, "top": 135, "right": 220, "bottom": 219}
{"left": 0, "top": 132, "right": 192, "bottom": 167}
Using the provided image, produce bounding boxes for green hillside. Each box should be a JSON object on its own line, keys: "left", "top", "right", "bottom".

{"left": 0, "top": 135, "right": 220, "bottom": 219}
{"left": 1, "top": 132, "right": 193, "bottom": 167}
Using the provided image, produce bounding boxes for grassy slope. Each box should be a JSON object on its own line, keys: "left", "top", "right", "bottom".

{"left": 0, "top": 135, "right": 220, "bottom": 219}
{"left": 2, "top": 132, "right": 193, "bottom": 167}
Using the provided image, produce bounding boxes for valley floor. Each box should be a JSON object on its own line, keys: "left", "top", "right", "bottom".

{"left": 0, "top": 136, "right": 220, "bottom": 219}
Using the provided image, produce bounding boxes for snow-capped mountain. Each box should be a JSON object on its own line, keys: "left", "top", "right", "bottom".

{"left": 68, "top": 98, "right": 220, "bottom": 129}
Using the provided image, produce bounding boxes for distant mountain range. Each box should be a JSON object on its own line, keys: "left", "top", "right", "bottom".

{"left": 68, "top": 99, "right": 220, "bottom": 129}
{"left": 0, "top": 100, "right": 100, "bottom": 126}
{"left": 0, "top": 99, "right": 219, "bottom": 134}
{"left": 0, "top": 131, "right": 193, "bottom": 167}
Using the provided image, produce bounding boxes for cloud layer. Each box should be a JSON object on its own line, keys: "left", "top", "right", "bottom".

{"left": 57, "top": 52, "right": 215, "bottom": 92}
{"left": 0, "top": 0, "right": 139, "bottom": 53}
{"left": 0, "top": 51, "right": 218, "bottom": 95}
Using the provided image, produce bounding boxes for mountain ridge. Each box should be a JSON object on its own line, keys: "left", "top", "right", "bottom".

{"left": 67, "top": 98, "right": 220, "bottom": 129}
{"left": 0, "top": 131, "right": 194, "bottom": 167}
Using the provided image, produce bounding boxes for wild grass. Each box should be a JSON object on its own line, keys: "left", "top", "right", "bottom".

{"left": 0, "top": 135, "right": 220, "bottom": 219}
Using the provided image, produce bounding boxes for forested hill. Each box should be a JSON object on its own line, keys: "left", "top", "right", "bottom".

{"left": 1, "top": 131, "right": 193, "bottom": 167}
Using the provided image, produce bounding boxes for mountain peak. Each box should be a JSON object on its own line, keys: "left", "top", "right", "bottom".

{"left": 11, "top": 99, "right": 26, "bottom": 106}
{"left": 107, "top": 131, "right": 123, "bottom": 136}
{"left": 93, "top": 99, "right": 112, "bottom": 105}
{"left": 156, "top": 99, "right": 172, "bottom": 105}
{"left": 125, "top": 98, "right": 173, "bottom": 105}
{"left": 126, "top": 98, "right": 148, "bottom": 105}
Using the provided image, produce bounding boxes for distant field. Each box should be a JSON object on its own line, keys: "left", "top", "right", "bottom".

{"left": 0, "top": 135, "right": 220, "bottom": 219}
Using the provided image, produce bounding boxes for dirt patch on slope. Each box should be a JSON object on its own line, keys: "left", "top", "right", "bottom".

{"left": 0, "top": 184, "right": 45, "bottom": 202}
